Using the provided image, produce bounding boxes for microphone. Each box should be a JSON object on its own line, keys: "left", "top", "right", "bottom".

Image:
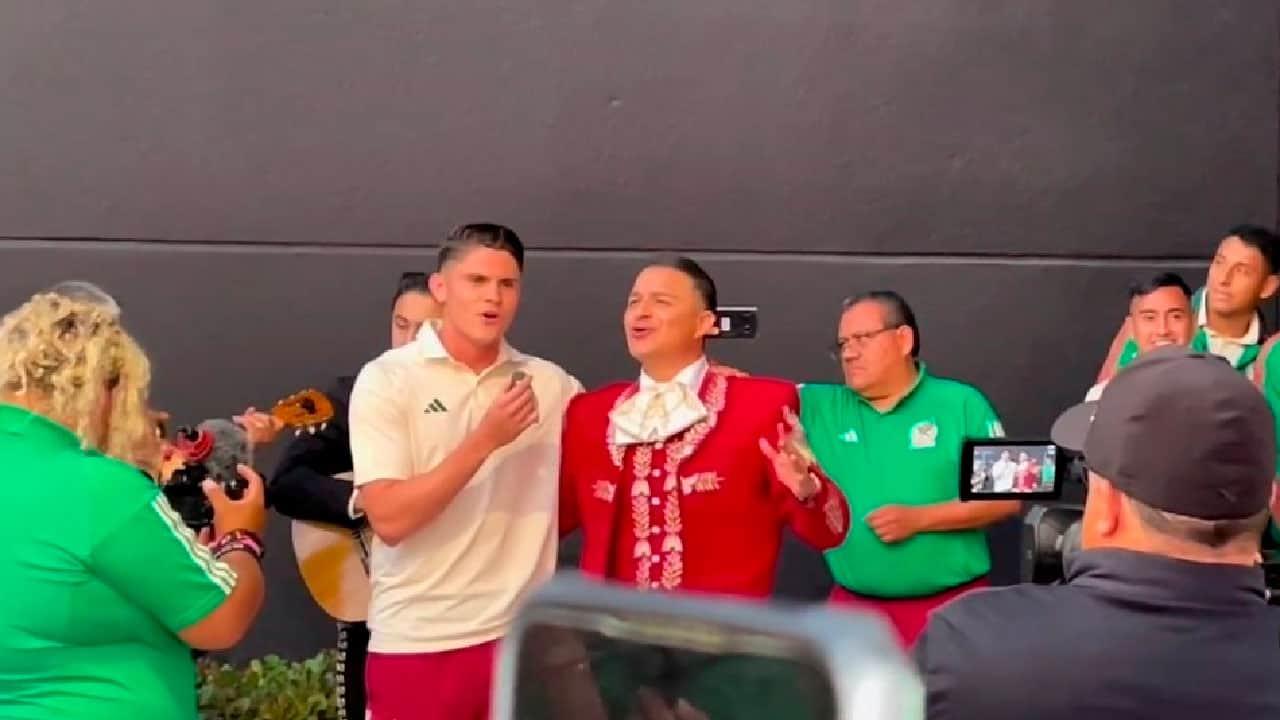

{"left": 195, "top": 419, "right": 252, "bottom": 498}
{"left": 163, "top": 419, "right": 252, "bottom": 529}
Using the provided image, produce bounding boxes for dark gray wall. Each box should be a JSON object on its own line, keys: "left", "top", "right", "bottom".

{"left": 0, "top": 1, "right": 1275, "bottom": 662}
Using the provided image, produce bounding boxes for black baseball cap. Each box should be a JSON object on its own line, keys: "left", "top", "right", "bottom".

{"left": 1051, "top": 346, "right": 1276, "bottom": 520}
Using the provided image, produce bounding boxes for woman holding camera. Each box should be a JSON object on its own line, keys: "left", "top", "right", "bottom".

{"left": 0, "top": 291, "right": 267, "bottom": 719}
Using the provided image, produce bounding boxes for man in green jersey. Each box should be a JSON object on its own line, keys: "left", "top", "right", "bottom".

{"left": 1248, "top": 327, "right": 1280, "bottom": 551}
{"left": 1099, "top": 228, "right": 1280, "bottom": 546}
{"left": 1097, "top": 225, "right": 1279, "bottom": 381}
{"left": 0, "top": 289, "right": 267, "bottom": 719}
{"left": 798, "top": 291, "right": 1020, "bottom": 648}
{"left": 1084, "top": 272, "right": 1195, "bottom": 402}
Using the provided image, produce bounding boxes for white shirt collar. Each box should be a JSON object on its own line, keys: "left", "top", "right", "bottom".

{"left": 415, "top": 320, "right": 526, "bottom": 366}
{"left": 639, "top": 356, "right": 709, "bottom": 394}
{"left": 1198, "top": 293, "right": 1261, "bottom": 344}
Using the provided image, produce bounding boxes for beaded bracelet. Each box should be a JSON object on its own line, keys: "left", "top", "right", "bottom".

{"left": 212, "top": 528, "right": 265, "bottom": 562}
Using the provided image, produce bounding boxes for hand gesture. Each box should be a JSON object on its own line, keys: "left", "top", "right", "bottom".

{"left": 204, "top": 464, "right": 268, "bottom": 537}
{"left": 866, "top": 504, "right": 923, "bottom": 544}
{"left": 475, "top": 375, "right": 539, "bottom": 451}
{"left": 759, "top": 406, "right": 819, "bottom": 501}
{"left": 233, "top": 408, "right": 285, "bottom": 447}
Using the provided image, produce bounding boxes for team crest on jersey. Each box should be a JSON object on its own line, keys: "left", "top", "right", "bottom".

{"left": 909, "top": 420, "right": 938, "bottom": 449}
{"left": 839, "top": 428, "right": 859, "bottom": 443}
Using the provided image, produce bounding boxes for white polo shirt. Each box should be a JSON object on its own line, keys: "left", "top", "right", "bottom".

{"left": 348, "top": 322, "right": 582, "bottom": 654}
{"left": 1198, "top": 294, "right": 1261, "bottom": 369}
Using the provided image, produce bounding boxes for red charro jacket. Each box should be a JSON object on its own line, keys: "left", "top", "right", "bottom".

{"left": 560, "top": 371, "right": 849, "bottom": 597}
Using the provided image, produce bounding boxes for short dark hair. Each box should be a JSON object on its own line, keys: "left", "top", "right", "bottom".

{"left": 391, "top": 271, "right": 428, "bottom": 309}
{"left": 646, "top": 254, "right": 717, "bottom": 311}
{"left": 1127, "top": 272, "right": 1192, "bottom": 302}
{"left": 437, "top": 223, "right": 525, "bottom": 271}
{"left": 842, "top": 290, "right": 921, "bottom": 358}
{"left": 1224, "top": 224, "right": 1280, "bottom": 275}
{"left": 1130, "top": 497, "right": 1270, "bottom": 549}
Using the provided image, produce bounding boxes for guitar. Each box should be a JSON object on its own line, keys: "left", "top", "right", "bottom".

{"left": 272, "top": 389, "right": 374, "bottom": 624}
{"left": 156, "top": 389, "right": 337, "bottom": 485}
{"left": 271, "top": 388, "right": 337, "bottom": 436}
{"left": 290, "top": 472, "right": 373, "bottom": 623}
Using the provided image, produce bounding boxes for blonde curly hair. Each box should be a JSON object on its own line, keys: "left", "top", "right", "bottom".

{"left": 0, "top": 291, "right": 155, "bottom": 466}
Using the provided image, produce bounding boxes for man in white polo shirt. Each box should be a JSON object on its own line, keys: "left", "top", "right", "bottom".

{"left": 990, "top": 450, "right": 1017, "bottom": 493}
{"left": 348, "top": 223, "right": 582, "bottom": 720}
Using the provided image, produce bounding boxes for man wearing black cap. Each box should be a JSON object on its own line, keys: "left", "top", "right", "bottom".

{"left": 914, "top": 347, "right": 1280, "bottom": 720}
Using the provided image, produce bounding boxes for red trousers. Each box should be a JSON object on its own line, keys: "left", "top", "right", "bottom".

{"left": 365, "top": 640, "right": 499, "bottom": 720}
{"left": 829, "top": 576, "right": 989, "bottom": 649}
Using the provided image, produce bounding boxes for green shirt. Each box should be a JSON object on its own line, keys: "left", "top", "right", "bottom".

{"left": 1256, "top": 344, "right": 1280, "bottom": 545}
{"left": 1114, "top": 287, "right": 1262, "bottom": 374}
{"left": 799, "top": 368, "right": 1003, "bottom": 598}
{"left": 0, "top": 404, "right": 235, "bottom": 719}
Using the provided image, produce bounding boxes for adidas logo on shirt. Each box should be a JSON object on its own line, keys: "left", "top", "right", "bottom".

{"left": 424, "top": 398, "right": 448, "bottom": 413}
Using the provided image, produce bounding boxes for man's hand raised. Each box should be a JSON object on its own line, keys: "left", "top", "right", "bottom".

{"left": 759, "top": 406, "right": 820, "bottom": 502}
{"left": 474, "top": 375, "right": 539, "bottom": 452}
{"left": 233, "top": 408, "right": 285, "bottom": 447}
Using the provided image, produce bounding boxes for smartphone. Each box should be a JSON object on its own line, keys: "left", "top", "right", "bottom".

{"left": 713, "top": 306, "right": 758, "bottom": 339}
{"left": 960, "top": 439, "right": 1064, "bottom": 501}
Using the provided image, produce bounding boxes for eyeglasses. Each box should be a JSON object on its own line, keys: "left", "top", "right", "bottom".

{"left": 828, "top": 325, "right": 901, "bottom": 360}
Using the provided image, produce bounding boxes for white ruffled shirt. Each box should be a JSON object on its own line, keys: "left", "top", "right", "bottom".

{"left": 609, "top": 357, "right": 710, "bottom": 446}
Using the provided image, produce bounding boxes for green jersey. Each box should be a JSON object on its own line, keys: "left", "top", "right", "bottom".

{"left": 799, "top": 368, "right": 1003, "bottom": 597}
{"left": 0, "top": 404, "right": 235, "bottom": 719}
{"left": 1255, "top": 338, "right": 1280, "bottom": 546}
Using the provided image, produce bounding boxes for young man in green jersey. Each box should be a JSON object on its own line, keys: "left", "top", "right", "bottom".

{"left": 1085, "top": 272, "right": 1195, "bottom": 401}
{"left": 1097, "top": 225, "right": 1279, "bottom": 381}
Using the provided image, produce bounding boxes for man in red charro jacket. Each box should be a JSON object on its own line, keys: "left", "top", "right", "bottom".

{"left": 559, "top": 256, "right": 849, "bottom": 597}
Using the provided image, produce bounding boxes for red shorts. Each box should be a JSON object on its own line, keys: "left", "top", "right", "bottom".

{"left": 829, "top": 576, "right": 989, "bottom": 649}
{"left": 365, "top": 639, "right": 499, "bottom": 720}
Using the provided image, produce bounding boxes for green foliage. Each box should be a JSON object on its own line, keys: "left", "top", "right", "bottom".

{"left": 197, "top": 650, "right": 340, "bottom": 720}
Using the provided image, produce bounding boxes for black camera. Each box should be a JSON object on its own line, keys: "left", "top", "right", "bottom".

{"left": 959, "top": 439, "right": 1066, "bottom": 502}
{"left": 959, "top": 439, "right": 1085, "bottom": 585}
{"left": 160, "top": 420, "right": 249, "bottom": 530}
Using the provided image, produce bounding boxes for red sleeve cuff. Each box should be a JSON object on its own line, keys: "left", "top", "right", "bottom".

{"left": 803, "top": 463, "right": 849, "bottom": 536}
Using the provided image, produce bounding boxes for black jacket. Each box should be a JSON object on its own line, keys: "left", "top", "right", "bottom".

{"left": 915, "top": 548, "right": 1280, "bottom": 720}
{"left": 267, "top": 375, "right": 360, "bottom": 529}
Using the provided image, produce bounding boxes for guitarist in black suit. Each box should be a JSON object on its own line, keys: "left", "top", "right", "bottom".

{"left": 268, "top": 272, "right": 440, "bottom": 720}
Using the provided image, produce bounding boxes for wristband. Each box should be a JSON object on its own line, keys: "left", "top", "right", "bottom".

{"left": 212, "top": 528, "right": 265, "bottom": 562}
